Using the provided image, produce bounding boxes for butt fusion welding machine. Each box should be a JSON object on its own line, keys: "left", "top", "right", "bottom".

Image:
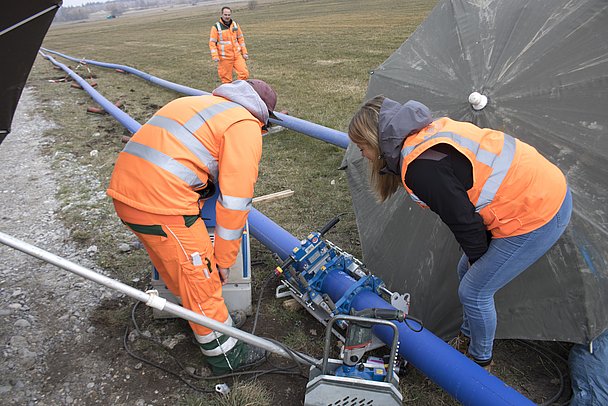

{"left": 274, "top": 217, "right": 409, "bottom": 405}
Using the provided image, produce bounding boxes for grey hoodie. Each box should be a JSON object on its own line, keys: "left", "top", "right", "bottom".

{"left": 212, "top": 80, "right": 269, "bottom": 124}
{"left": 378, "top": 98, "right": 433, "bottom": 176}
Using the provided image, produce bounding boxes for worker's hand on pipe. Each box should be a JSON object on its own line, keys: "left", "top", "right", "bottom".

{"left": 213, "top": 58, "right": 219, "bottom": 62}
{"left": 218, "top": 267, "right": 230, "bottom": 285}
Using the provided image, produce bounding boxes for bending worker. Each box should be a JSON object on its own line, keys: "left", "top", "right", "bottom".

{"left": 209, "top": 6, "right": 249, "bottom": 84}
{"left": 348, "top": 95, "right": 572, "bottom": 371}
{"left": 107, "top": 79, "right": 278, "bottom": 374}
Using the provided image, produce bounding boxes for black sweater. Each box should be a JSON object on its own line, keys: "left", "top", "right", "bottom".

{"left": 404, "top": 144, "right": 491, "bottom": 263}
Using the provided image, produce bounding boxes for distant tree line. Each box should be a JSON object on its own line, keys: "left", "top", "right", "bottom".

{"left": 54, "top": 0, "right": 212, "bottom": 22}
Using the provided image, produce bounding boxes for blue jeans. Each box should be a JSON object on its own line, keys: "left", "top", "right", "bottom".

{"left": 457, "top": 188, "right": 572, "bottom": 361}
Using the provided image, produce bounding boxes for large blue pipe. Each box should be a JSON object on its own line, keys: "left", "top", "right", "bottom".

{"left": 245, "top": 206, "right": 534, "bottom": 405}
{"left": 40, "top": 50, "right": 533, "bottom": 405}
{"left": 322, "top": 271, "right": 533, "bottom": 405}
{"left": 41, "top": 48, "right": 350, "bottom": 149}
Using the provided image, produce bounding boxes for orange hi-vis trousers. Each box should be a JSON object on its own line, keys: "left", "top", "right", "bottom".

{"left": 217, "top": 55, "right": 249, "bottom": 84}
{"left": 113, "top": 200, "right": 236, "bottom": 347}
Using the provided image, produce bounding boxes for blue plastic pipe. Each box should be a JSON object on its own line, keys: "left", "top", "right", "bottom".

{"left": 247, "top": 206, "right": 534, "bottom": 405}
{"left": 322, "top": 270, "right": 534, "bottom": 405}
{"left": 40, "top": 48, "right": 207, "bottom": 98}
{"left": 39, "top": 51, "right": 141, "bottom": 134}
{"left": 248, "top": 209, "right": 300, "bottom": 261}
{"left": 40, "top": 48, "right": 350, "bottom": 149}
{"left": 40, "top": 51, "right": 533, "bottom": 405}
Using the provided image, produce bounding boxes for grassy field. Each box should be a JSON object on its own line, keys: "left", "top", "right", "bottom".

{"left": 26, "top": 0, "right": 569, "bottom": 404}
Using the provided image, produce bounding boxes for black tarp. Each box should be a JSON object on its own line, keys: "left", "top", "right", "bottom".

{"left": 344, "top": 0, "right": 608, "bottom": 344}
{"left": 0, "top": 1, "right": 61, "bottom": 144}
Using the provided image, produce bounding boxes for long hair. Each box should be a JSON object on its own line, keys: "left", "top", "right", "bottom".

{"left": 348, "top": 95, "right": 401, "bottom": 202}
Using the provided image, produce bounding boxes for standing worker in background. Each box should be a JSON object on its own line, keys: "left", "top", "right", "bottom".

{"left": 348, "top": 95, "right": 572, "bottom": 372}
{"left": 107, "top": 79, "right": 278, "bottom": 374}
{"left": 209, "top": 6, "right": 249, "bottom": 84}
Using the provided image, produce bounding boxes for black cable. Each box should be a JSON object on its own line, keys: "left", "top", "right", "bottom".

{"left": 514, "top": 339, "right": 571, "bottom": 406}
{"left": 250, "top": 272, "right": 277, "bottom": 335}
{"left": 403, "top": 315, "right": 424, "bottom": 333}
{"left": 124, "top": 298, "right": 313, "bottom": 387}
{"left": 122, "top": 324, "right": 215, "bottom": 393}
{"left": 263, "top": 336, "right": 318, "bottom": 369}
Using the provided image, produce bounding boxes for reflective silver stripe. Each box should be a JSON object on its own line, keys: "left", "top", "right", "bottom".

{"left": 219, "top": 40, "right": 231, "bottom": 45}
{"left": 122, "top": 141, "right": 201, "bottom": 186}
{"left": 220, "top": 44, "right": 225, "bottom": 57}
{"left": 219, "top": 193, "right": 252, "bottom": 211}
{"left": 401, "top": 131, "right": 516, "bottom": 211}
{"left": 146, "top": 101, "right": 240, "bottom": 181}
{"left": 215, "top": 224, "right": 244, "bottom": 241}
{"left": 477, "top": 134, "right": 516, "bottom": 209}
{"left": 216, "top": 22, "right": 223, "bottom": 41}
{"left": 209, "top": 38, "right": 217, "bottom": 43}
{"left": 200, "top": 336, "right": 239, "bottom": 357}
{"left": 195, "top": 316, "right": 234, "bottom": 344}
{"left": 147, "top": 115, "right": 217, "bottom": 180}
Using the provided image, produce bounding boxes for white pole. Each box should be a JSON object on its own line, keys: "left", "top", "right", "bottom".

{"left": 0, "top": 231, "right": 316, "bottom": 365}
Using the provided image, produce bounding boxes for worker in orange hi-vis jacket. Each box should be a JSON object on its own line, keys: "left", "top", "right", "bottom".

{"left": 107, "top": 79, "right": 278, "bottom": 374}
{"left": 209, "top": 6, "right": 249, "bottom": 84}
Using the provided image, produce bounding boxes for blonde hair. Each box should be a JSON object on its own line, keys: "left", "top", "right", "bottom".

{"left": 348, "top": 95, "right": 401, "bottom": 202}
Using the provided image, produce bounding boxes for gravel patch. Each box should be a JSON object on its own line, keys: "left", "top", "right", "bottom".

{"left": 0, "top": 88, "right": 181, "bottom": 405}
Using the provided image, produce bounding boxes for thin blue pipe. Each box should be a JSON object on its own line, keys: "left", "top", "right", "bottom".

{"left": 40, "top": 48, "right": 350, "bottom": 149}
{"left": 40, "top": 50, "right": 533, "bottom": 404}
{"left": 39, "top": 51, "right": 141, "bottom": 134}
{"left": 40, "top": 48, "right": 208, "bottom": 97}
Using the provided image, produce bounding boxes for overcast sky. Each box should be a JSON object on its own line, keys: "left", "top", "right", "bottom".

{"left": 62, "top": 0, "right": 114, "bottom": 7}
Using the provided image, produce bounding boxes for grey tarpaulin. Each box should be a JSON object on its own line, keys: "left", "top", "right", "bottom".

{"left": 0, "top": 1, "right": 62, "bottom": 144}
{"left": 343, "top": 0, "right": 608, "bottom": 344}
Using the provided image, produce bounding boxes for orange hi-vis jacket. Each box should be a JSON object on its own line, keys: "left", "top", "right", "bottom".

{"left": 107, "top": 94, "right": 263, "bottom": 268}
{"left": 400, "top": 118, "right": 567, "bottom": 238}
{"left": 209, "top": 20, "right": 247, "bottom": 61}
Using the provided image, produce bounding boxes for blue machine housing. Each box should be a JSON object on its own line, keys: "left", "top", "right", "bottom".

{"left": 335, "top": 363, "right": 387, "bottom": 382}
{"left": 282, "top": 231, "right": 386, "bottom": 318}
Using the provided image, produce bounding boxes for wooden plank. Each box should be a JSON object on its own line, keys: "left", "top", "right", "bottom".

{"left": 253, "top": 189, "right": 294, "bottom": 204}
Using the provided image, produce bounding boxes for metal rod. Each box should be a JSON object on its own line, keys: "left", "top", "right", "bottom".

{"left": 0, "top": 231, "right": 316, "bottom": 366}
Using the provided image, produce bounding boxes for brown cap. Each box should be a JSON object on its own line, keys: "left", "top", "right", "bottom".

{"left": 246, "top": 79, "right": 278, "bottom": 119}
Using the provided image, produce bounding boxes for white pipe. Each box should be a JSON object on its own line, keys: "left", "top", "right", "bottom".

{"left": 0, "top": 231, "right": 316, "bottom": 365}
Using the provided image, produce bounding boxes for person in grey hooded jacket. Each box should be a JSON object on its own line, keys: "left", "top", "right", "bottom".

{"left": 348, "top": 95, "right": 571, "bottom": 371}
